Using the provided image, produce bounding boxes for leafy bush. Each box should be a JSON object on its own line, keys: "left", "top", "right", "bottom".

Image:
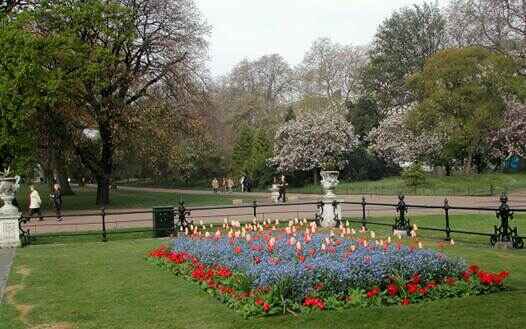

{"left": 402, "top": 163, "right": 427, "bottom": 187}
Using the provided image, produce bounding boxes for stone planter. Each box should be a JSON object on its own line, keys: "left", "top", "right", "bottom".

{"left": 269, "top": 184, "right": 280, "bottom": 204}
{"left": 320, "top": 171, "right": 339, "bottom": 199}
{"left": 0, "top": 177, "right": 18, "bottom": 216}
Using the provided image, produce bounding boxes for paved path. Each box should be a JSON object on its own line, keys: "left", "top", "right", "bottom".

{"left": 20, "top": 187, "right": 526, "bottom": 235}
{"left": 0, "top": 248, "right": 15, "bottom": 303}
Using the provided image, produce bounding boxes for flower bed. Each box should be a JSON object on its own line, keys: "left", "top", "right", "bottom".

{"left": 148, "top": 222, "right": 510, "bottom": 317}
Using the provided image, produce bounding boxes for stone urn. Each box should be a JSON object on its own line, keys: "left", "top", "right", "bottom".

{"left": 0, "top": 177, "right": 18, "bottom": 216}
{"left": 320, "top": 171, "right": 339, "bottom": 199}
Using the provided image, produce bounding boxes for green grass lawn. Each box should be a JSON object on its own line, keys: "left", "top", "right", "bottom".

{"left": 354, "top": 213, "right": 526, "bottom": 246}
{"left": 288, "top": 172, "right": 526, "bottom": 196}
{"left": 12, "top": 184, "right": 253, "bottom": 212}
{"left": 1, "top": 233, "right": 525, "bottom": 329}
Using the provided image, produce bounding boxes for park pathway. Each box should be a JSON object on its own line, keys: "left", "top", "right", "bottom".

{"left": 20, "top": 186, "right": 526, "bottom": 235}
{"left": 0, "top": 248, "right": 15, "bottom": 303}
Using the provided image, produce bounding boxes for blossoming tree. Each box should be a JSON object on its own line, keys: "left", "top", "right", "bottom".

{"left": 488, "top": 101, "right": 526, "bottom": 160}
{"left": 270, "top": 109, "right": 358, "bottom": 182}
{"left": 368, "top": 105, "right": 446, "bottom": 168}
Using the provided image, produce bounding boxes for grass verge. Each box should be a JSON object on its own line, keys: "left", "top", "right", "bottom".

{"left": 1, "top": 234, "right": 525, "bottom": 329}
{"left": 288, "top": 172, "right": 526, "bottom": 196}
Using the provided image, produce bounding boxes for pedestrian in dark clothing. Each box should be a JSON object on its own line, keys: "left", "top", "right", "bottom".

{"left": 244, "top": 177, "right": 252, "bottom": 192}
{"left": 278, "top": 175, "right": 288, "bottom": 202}
{"left": 50, "top": 183, "right": 63, "bottom": 221}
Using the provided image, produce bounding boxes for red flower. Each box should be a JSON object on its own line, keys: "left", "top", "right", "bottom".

{"left": 367, "top": 287, "right": 381, "bottom": 298}
{"left": 406, "top": 283, "right": 418, "bottom": 295}
{"left": 255, "top": 298, "right": 264, "bottom": 306}
{"left": 386, "top": 283, "right": 398, "bottom": 297}
{"left": 254, "top": 256, "right": 261, "bottom": 264}
{"left": 262, "top": 302, "right": 271, "bottom": 313}
{"left": 234, "top": 246, "right": 242, "bottom": 254}
{"left": 401, "top": 298, "right": 411, "bottom": 305}
{"left": 477, "top": 271, "right": 493, "bottom": 285}
{"left": 303, "top": 297, "right": 325, "bottom": 310}
{"left": 493, "top": 271, "right": 509, "bottom": 285}
{"left": 462, "top": 271, "right": 472, "bottom": 282}
{"left": 216, "top": 266, "right": 232, "bottom": 278}
{"left": 468, "top": 265, "right": 480, "bottom": 274}
{"left": 410, "top": 273, "right": 421, "bottom": 285}
{"left": 445, "top": 277, "right": 456, "bottom": 286}
{"left": 425, "top": 281, "right": 437, "bottom": 289}
{"left": 149, "top": 245, "right": 168, "bottom": 258}
{"left": 418, "top": 287, "right": 428, "bottom": 296}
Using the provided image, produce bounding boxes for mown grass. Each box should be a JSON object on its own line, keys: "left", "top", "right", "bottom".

{"left": 288, "top": 172, "right": 526, "bottom": 196}
{"left": 1, "top": 231, "right": 525, "bottom": 329}
{"left": 12, "top": 184, "right": 250, "bottom": 212}
{"left": 354, "top": 213, "right": 526, "bottom": 246}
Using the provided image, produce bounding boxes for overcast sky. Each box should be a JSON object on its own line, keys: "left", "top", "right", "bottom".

{"left": 196, "top": 0, "right": 445, "bottom": 77}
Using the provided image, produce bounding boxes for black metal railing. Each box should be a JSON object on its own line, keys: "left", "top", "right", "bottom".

{"left": 18, "top": 193, "right": 525, "bottom": 249}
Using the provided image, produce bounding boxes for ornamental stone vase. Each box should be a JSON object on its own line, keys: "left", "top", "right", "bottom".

{"left": 0, "top": 177, "right": 18, "bottom": 216}
{"left": 319, "top": 171, "right": 341, "bottom": 228}
{"left": 320, "top": 170, "right": 339, "bottom": 199}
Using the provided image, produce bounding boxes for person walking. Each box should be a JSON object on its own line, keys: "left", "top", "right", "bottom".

{"left": 244, "top": 176, "right": 252, "bottom": 192}
{"left": 28, "top": 185, "right": 44, "bottom": 221}
{"left": 240, "top": 175, "right": 245, "bottom": 192}
{"left": 278, "top": 175, "right": 288, "bottom": 202}
{"left": 211, "top": 178, "right": 219, "bottom": 193}
{"left": 50, "top": 183, "right": 63, "bottom": 221}
{"left": 227, "top": 177, "right": 234, "bottom": 193}
{"left": 221, "top": 177, "right": 227, "bottom": 193}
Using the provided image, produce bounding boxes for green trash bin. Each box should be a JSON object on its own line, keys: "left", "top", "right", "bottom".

{"left": 152, "top": 206, "right": 175, "bottom": 237}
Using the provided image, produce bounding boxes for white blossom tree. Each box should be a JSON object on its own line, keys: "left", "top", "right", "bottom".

{"left": 270, "top": 110, "right": 358, "bottom": 182}
{"left": 488, "top": 100, "right": 526, "bottom": 160}
{"left": 368, "top": 105, "right": 446, "bottom": 167}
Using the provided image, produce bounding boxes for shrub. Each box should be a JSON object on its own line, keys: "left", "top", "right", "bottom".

{"left": 402, "top": 163, "right": 427, "bottom": 187}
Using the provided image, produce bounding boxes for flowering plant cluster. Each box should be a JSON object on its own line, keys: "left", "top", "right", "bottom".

{"left": 148, "top": 219, "right": 511, "bottom": 317}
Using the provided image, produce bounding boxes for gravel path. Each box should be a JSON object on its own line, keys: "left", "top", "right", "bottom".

{"left": 0, "top": 248, "right": 15, "bottom": 303}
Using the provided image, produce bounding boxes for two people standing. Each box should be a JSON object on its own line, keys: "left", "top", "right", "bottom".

{"left": 211, "top": 176, "right": 236, "bottom": 193}
{"left": 28, "top": 184, "right": 63, "bottom": 222}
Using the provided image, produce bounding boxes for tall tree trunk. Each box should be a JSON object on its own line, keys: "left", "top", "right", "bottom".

{"left": 51, "top": 149, "right": 74, "bottom": 195}
{"left": 463, "top": 153, "right": 473, "bottom": 175}
{"left": 96, "top": 124, "right": 113, "bottom": 206}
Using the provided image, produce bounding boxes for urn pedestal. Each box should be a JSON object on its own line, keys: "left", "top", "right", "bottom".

{"left": 270, "top": 184, "right": 280, "bottom": 204}
{"left": 319, "top": 200, "right": 342, "bottom": 228}
{"left": 0, "top": 178, "right": 21, "bottom": 248}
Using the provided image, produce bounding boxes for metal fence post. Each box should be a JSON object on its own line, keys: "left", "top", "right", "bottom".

{"left": 253, "top": 200, "right": 257, "bottom": 218}
{"left": 393, "top": 194, "right": 410, "bottom": 234}
{"left": 101, "top": 206, "right": 107, "bottom": 242}
{"left": 491, "top": 193, "right": 524, "bottom": 249}
{"left": 444, "top": 198, "right": 451, "bottom": 241}
{"left": 361, "top": 196, "right": 367, "bottom": 230}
